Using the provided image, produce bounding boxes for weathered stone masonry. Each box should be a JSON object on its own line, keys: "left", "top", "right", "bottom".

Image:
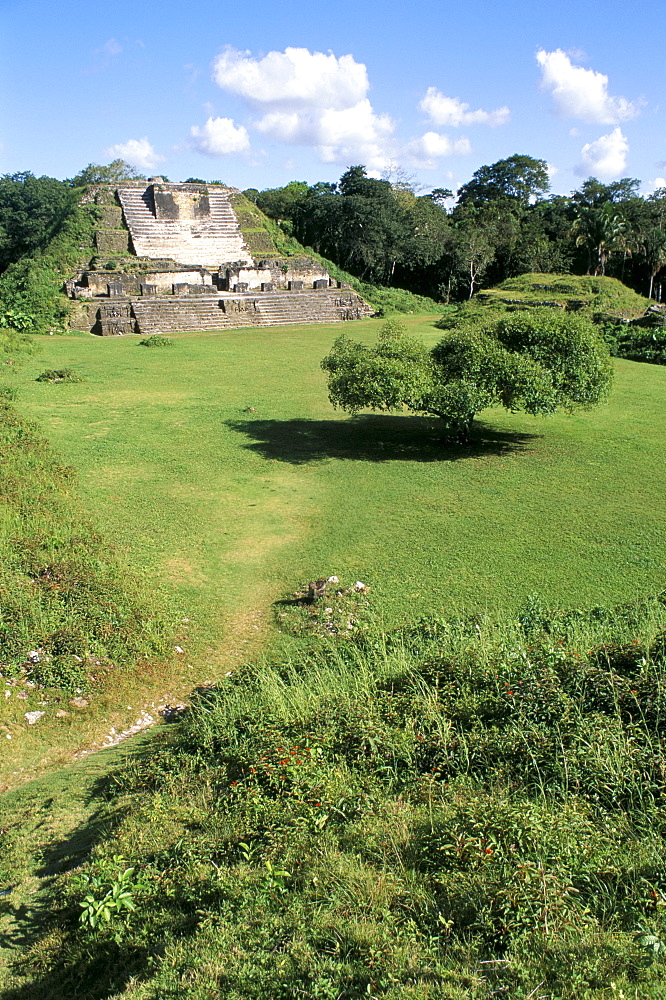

{"left": 66, "top": 180, "right": 373, "bottom": 336}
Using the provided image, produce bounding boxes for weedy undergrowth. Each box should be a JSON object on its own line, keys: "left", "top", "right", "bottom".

{"left": 9, "top": 593, "right": 666, "bottom": 999}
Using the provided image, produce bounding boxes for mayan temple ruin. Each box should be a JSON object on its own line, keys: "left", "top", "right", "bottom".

{"left": 66, "top": 179, "right": 373, "bottom": 336}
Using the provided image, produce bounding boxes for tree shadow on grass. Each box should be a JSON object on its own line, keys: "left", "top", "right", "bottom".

{"left": 1, "top": 830, "right": 136, "bottom": 997}
{"left": 225, "top": 413, "right": 540, "bottom": 465}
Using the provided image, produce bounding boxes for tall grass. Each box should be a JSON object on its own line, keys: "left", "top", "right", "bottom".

{"left": 8, "top": 594, "right": 666, "bottom": 999}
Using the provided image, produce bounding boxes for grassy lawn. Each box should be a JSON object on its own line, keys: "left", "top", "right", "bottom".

{"left": 4, "top": 315, "right": 666, "bottom": 998}
{"left": 12, "top": 315, "right": 666, "bottom": 664}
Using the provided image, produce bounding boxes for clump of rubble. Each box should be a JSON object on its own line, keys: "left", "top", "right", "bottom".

{"left": 275, "top": 575, "right": 371, "bottom": 639}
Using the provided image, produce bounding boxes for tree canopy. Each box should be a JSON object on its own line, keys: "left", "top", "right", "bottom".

{"left": 247, "top": 160, "right": 666, "bottom": 302}
{"left": 0, "top": 172, "right": 74, "bottom": 273}
{"left": 68, "top": 159, "right": 148, "bottom": 188}
{"left": 455, "top": 155, "right": 550, "bottom": 209}
{"left": 322, "top": 314, "right": 613, "bottom": 441}
{"left": 297, "top": 166, "right": 411, "bottom": 284}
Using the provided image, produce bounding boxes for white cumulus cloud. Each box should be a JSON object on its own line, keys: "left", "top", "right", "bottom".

{"left": 212, "top": 46, "right": 368, "bottom": 110}
{"left": 419, "top": 88, "right": 510, "bottom": 127}
{"left": 404, "top": 131, "right": 472, "bottom": 169}
{"left": 317, "top": 103, "right": 395, "bottom": 169}
{"left": 537, "top": 49, "right": 640, "bottom": 124}
{"left": 104, "top": 137, "right": 165, "bottom": 170}
{"left": 100, "top": 38, "right": 122, "bottom": 58}
{"left": 207, "top": 45, "right": 395, "bottom": 168}
{"left": 576, "top": 127, "right": 629, "bottom": 179}
{"left": 190, "top": 117, "right": 251, "bottom": 156}
{"left": 203, "top": 45, "right": 476, "bottom": 170}
{"left": 255, "top": 99, "right": 395, "bottom": 171}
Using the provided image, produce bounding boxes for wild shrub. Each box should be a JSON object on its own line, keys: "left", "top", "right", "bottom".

{"left": 35, "top": 367, "right": 83, "bottom": 382}
{"left": 615, "top": 325, "right": 666, "bottom": 365}
{"left": 138, "top": 335, "right": 173, "bottom": 347}
{"left": 28, "top": 653, "right": 89, "bottom": 692}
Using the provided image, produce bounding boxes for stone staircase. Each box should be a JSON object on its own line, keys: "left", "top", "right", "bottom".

{"left": 117, "top": 187, "right": 252, "bottom": 267}
{"left": 130, "top": 291, "right": 372, "bottom": 335}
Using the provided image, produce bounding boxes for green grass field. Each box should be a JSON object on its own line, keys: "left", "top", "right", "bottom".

{"left": 5, "top": 310, "right": 666, "bottom": 779}
{"left": 13, "top": 315, "right": 666, "bottom": 670}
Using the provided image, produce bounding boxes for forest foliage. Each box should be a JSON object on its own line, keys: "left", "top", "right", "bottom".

{"left": 246, "top": 159, "right": 666, "bottom": 304}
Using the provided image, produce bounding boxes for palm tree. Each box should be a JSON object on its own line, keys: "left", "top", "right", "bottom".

{"left": 640, "top": 226, "right": 666, "bottom": 299}
{"left": 571, "top": 204, "right": 632, "bottom": 276}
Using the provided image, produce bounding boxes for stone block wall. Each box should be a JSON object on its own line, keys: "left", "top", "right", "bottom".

{"left": 218, "top": 266, "right": 274, "bottom": 291}
{"left": 152, "top": 184, "right": 211, "bottom": 221}
{"left": 257, "top": 256, "right": 331, "bottom": 288}
{"left": 91, "top": 301, "right": 137, "bottom": 337}
{"left": 90, "top": 189, "right": 132, "bottom": 265}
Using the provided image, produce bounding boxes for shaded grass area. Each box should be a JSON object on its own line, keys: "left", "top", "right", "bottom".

{"left": 0, "top": 730, "right": 157, "bottom": 984}
{"left": 5, "top": 597, "right": 666, "bottom": 998}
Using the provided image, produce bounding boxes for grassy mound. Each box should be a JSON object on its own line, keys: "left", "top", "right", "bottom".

{"left": 0, "top": 193, "right": 96, "bottom": 335}
{"left": 7, "top": 594, "right": 666, "bottom": 998}
{"left": 475, "top": 273, "right": 650, "bottom": 321}
{"left": 229, "top": 190, "right": 303, "bottom": 258}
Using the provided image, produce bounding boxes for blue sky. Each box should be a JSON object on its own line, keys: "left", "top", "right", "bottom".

{"left": 2, "top": 0, "right": 665, "bottom": 198}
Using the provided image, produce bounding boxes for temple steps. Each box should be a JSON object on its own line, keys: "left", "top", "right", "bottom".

{"left": 117, "top": 188, "right": 252, "bottom": 268}
{"left": 130, "top": 292, "right": 372, "bottom": 335}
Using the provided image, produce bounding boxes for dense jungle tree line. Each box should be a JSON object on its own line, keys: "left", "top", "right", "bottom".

{"left": 1, "top": 155, "right": 665, "bottom": 303}
{"left": 243, "top": 156, "right": 666, "bottom": 302}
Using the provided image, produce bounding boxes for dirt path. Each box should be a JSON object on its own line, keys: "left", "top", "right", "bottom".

{"left": 0, "top": 596, "right": 273, "bottom": 988}
{"left": 0, "top": 597, "right": 274, "bottom": 987}
{"left": 0, "top": 573, "right": 279, "bottom": 791}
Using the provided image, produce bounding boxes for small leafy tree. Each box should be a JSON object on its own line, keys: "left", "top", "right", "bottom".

{"left": 322, "top": 314, "right": 613, "bottom": 440}
{"left": 68, "top": 159, "right": 147, "bottom": 188}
